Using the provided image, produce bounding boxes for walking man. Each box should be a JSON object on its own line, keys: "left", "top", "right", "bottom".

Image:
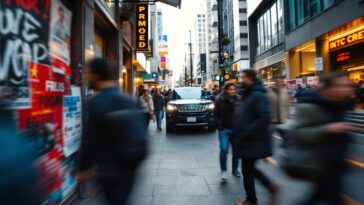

{"left": 153, "top": 90, "right": 165, "bottom": 131}
{"left": 78, "top": 58, "right": 147, "bottom": 205}
{"left": 233, "top": 70, "right": 278, "bottom": 205}
{"left": 140, "top": 90, "right": 155, "bottom": 128}
{"left": 215, "top": 82, "right": 241, "bottom": 181}
{"left": 267, "top": 76, "right": 290, "bottom": 141}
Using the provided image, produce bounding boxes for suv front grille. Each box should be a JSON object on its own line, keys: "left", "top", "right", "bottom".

{"left": 177, "top": 105, "right": 206, "bottom": 112}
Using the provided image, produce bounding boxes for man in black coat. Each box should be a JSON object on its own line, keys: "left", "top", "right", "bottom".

{"left": 153, "top": 90, "right": 165, "bottom": 131}
{"left": 233, "top": 70, "right": 277, "bottom": 205}
{"left": 77, "top": 58, "right": 147, "bottom": 205}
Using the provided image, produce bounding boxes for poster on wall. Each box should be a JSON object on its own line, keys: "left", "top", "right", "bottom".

{"left": 49, "top": 0, "right": 72, "bottom": 76}
{"left": 307, "top": 76, "right": 319, "bottom": 88}
{"left": 18, "top": 62, "right": 69, "bottom": 204}
{"left": 0, "top": 0, "right": 51, "bottom": 109}
{"left": 61, "top": 155, "right": 77, "bottom": 199}
{"left": 63, "top": 87, "right": 82, "bottom": 157}
{"left": 158, "top": 35, "right": 169, "bottom": 55}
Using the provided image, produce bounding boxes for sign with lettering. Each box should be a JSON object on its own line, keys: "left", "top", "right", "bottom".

{"left": 0, "top": 0, "right": 51, "bottom": 109}
{"left": 329, "top": 29, "right": 364, "bottom": 50}
{"left": 135, "top": 3, "right": 149, "bottom": 51}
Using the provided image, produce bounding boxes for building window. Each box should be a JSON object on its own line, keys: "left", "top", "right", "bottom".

{"left": 241, "top": 46, "right": 248, "bottom": 51}
{"left": 239, "top": 8, "right": 247, "bottom": 13}
{"left": 271, "top": 2, "right": 278, "bottom": 46}
{"left": 288, "top": 0, "right": 339, "bottom": 30}
{"left": 240, "top": 33, "right": 248, "bottom": 38}
{"left": 240, "top": 20, "right": 247, "bottom": 26}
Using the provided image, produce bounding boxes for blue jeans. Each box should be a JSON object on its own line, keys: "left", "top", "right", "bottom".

{"left": 219, "top": 129, "right": 239, "bottom": 172}
{"left": 155, "top": 109, "right": 164, "bottom": 129}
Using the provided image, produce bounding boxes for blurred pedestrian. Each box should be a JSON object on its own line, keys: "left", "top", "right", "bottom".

{"left": 267, "top": 77, "right": 290, "bottom": 141}
{"left": 78, "top": 58, "right": 147, "bottom": 205}
{"left": 0, "top": 95, "right": 42, "bottom": 205}
{"left": 135, "top": 85, "right": 145, "bottom": 97}
{"left": 215, "top": 82, "right": 241, "bottom": 181}
{"left": 210, "top": 84, "right": 221, "bottom": 101}
{"left": 153, "top": 90, "right": 165, "bottom": 131}
{"left": 233, "top": 70, "right": 278, "bottom": 205}
{"left": 357, "top": 80, "right": 364, "bottom": 109}
{"left": 285, "top": 73, "right": 358, "bottom": 205}
{"left": 140, "top": 89, "right": 155, "bottom": 128}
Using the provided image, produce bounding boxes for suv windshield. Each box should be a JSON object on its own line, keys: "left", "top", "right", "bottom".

{"left": 171, "top": 88, "right": 208, "bottom": 100}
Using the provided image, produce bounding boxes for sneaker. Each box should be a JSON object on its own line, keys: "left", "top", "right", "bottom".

{"left": 221, "top": 171, "right": 227, "bottom": 181}
{"left": 235, "top": 200, "right": 257, "bottom": 205}
{"left": 232, "top": 170, "right": 241, "bottom": 177}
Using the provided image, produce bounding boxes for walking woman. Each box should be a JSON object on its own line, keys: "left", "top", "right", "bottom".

{"left": 140, "top": 89, "right": 154, "bottom": 128}
{"left": 215, "top": 82, "right": 241, "bottom": 181}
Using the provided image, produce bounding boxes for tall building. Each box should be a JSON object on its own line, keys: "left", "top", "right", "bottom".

{"left": 207, "top": 0, "right": 219, "bottom": 83}
{"left": 194, "top": 12, "right": 209, "bottom": 83}
{"left": 222, "top": 0, "right": 249, "bottom": 71}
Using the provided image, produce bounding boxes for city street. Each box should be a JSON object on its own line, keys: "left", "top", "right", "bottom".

{"left": 72, "top": 123, "right": 364, "bottom": 205}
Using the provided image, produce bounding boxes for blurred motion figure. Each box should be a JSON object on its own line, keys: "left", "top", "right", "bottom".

{"left": 286, "top": 73, "right": 358, "bottom": 205}
{"left": 78, "top": 58, "right": 147, "bottom": 205}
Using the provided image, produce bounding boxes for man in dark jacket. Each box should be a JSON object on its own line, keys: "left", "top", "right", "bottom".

{"left": 215, "top": 82, "right": 241, "bottom": 181}
{"left": 233, "top": 70, "right": 277, "bottom": 205}
{"left": 77, "top": 58, "right": 147, "bottom": 205}
{"left": 153, "top": 90, "right": 165, "bottom": 131}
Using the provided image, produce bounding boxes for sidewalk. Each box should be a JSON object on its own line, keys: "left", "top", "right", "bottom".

{"left": 72, "top": 125, "right": 311, "bottom": 205}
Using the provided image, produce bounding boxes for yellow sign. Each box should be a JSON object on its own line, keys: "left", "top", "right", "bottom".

{"left": 329, "top": 29, "right": 364, "bottom": 50}
{"left": 135, "top": 3, "right": 149, "bottom": 51}
{"left": 224, "top": 74, "right": 230, "bottom": 80}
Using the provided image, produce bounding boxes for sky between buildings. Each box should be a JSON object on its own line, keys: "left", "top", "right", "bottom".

{"left": 158, "top": 0, "right": 262, "bottom": 81}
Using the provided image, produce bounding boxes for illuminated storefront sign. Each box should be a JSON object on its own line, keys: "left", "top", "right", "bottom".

{"left": 135, "top": 3, "right": 149, "bottom": 51}
{"left": 336, "top": 52, "right": 351, "bottom": 62}
{"left": 329, "top": 29, "right": 364, "bottom": 50}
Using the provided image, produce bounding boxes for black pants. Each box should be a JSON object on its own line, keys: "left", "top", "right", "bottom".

{"left": 300, "top": 173, "right": 344, "bottom": 205}
{"left": 144, "top": 113, "right": 150, "bottom": 128}
{"left": 100, "top": 177, "right": 135, "bottom": 205}
{"left": 242, "top": 158, "right": 273, "bottom": 203}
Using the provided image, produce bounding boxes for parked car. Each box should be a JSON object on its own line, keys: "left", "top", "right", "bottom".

{"left": 166, "top": 87, "right": 215, "bottom": 133}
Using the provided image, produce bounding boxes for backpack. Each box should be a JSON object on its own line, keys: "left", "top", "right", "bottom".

{"left": 105, "top": 96, "right": 148, "bottom": 169}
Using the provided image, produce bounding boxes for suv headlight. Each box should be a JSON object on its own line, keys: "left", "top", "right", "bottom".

{"left": 206, "top": 103, "right": 215, "bottom": 110}
{"left": 167, "top": 104, "right": 177, "bottom": 111}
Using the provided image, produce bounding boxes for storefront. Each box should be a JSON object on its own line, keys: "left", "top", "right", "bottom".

{"left": 328, "top": 18, "right": 364, "bottom": 84}
{"left": 257, "top": 60, "right": 286, "bottom": 83}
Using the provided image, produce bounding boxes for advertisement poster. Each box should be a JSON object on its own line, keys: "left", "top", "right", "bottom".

{"left": 0, "top": 0, "right": 51, "bottom": 109}
{"left": 63, "top": 87, "right": 82, "bottom": 157}
{"left": 18, "top": 62, "right": 69, "bottom": 204}
{"left": 61, "top": 155, "right": 77, "bottom": 199}
{"left": 307, "top": 76, "right": 319, "bottom": 88}
{"left": 158, "top": 35, "right": 169, "bottom": 55}
{"left": 49, "top": 0, "right": 72, "bottom": 76}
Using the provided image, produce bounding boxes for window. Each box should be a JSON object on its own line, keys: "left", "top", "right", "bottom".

{"left": 288, "top": 0, "right": 339, "bottom": 30}
{"left": 271, "top": 2, "right": 278, "bottom": 46}
{"left": 239, "top": 8, "right": 247, "bottom": 13}
{"left": 241, "top": 46, "right": 248, "bottom": 51}
{"left": 240, "top": 33, "right": 248, "bottom": 38}
{"left": 240, "top": 20, "right": 247, "bottom": 26}
{"left": 277, "top": 0, "right": 284, "bottom": 42}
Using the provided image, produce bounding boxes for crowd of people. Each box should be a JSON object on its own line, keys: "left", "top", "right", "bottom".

{"left": 0, "top": 58, "right": 359, "bottom": 205}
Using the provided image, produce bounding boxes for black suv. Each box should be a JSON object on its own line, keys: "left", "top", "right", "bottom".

{"left": 166, "top": 87, "right": 215, "bottom": 133}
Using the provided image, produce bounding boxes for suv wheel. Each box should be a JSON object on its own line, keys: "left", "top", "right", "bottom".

{"left": 166, "top": 123, "right": 174, "bottom": 133}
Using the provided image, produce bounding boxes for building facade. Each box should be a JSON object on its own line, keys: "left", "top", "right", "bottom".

{"left": 284, "top": 0, "right": 364, "bottom": 85}
{"left": 248, "top": 0, "right": 286, "bottom": 82}
{"left": 206, "top": 0, "right": 219, "bottom": 84}
{"left": 195, "top": 12, "right": 209, "bottom": 83}
{"left": 221, "top": 0, "right": 249, "bottom": 73}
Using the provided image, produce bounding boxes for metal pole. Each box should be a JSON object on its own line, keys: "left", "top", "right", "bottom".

{"left": 189, "top": 30, "right": 193, "bottom": 87}
{"left": 217, "top": 0, "right": 224, "bottom": 88}
{"left": 184, "top": 53, "right": 187, "bottom": 86}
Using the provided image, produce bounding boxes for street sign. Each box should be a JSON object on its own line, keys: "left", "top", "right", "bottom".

{"left": 315, "top": 57, "right": 323, "bottom": 71}
{"left": 151, "top": 72, "right": 159, "bottom": 79}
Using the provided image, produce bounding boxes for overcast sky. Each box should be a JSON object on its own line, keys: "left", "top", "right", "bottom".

{"left": 158, "top": 0, "right": 261, "bottom": 80}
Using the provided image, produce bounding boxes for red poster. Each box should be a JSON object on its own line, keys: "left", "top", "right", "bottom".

{"left": 18, "top": 62, "right": 70, "bottom": 204}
